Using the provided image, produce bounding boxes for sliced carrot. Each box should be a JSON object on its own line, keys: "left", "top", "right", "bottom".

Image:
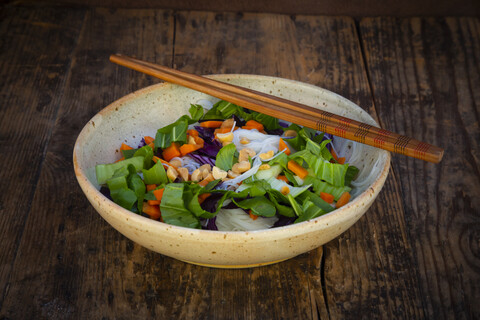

{"left": 200, "top": 120, "right": 223, "bottom": 128}
{"left": 243, "top": 120, "right": 264, "bottom": 131}
{"left": 180, "top": 143, "right": 201, "bottom": 156}
{"left": 147, "top": 142, "right": 155, "bottom": 149}
{"left": 142, "top": 202, "right": 161, "bottom": 220}
{"left": 320, "top": 192, "right": 335, "bottom": 204}
{"left": 279, "top": 138, "right": 291, "bottom": 155}
{"left": 144, "top": 136, "right": 155, "bottom": 145}
{"left": 249, "top": 210, "right": 258, "bottom": 220}
{"left": 146, "top": 184, "right": 157, "bottom": 192}
{"left": 115, "top": 156, "right": 125, "bottom": 163}
{"left": 287, "top": 160, "right": 309, "bottom": 179}
{"left": 148, "top": 199, "right": 160, "bottom": 205}
{"left": 153, "top": 188, "right": 165, "bottom": 202}
{"left": 198, "top": 193, "right": 211, "bottom": 204}
{"left": 277, "top": 175, "right": 289, "bottom": 183}
{"left": 148, "top": 188, "right": 165, "bottom": 206}
{"left": 152, "top": 156, "right": 160, "bottom": 163}
{"left": 120, "top": 143, "right": 133, "bottom": 151}
{"left": 330, "top": 148, "right": 345, "bottom": 164}
{"left": 187, "top": 129, "right": 199, "bottom": 137}
{"left": 198, "top": 174, "right": 215, "bottom": 187}
{"left": 214, "top": 127, "right": 233, "bottom": 136}
{"left": 335, "top": 192, "right": 351, "bottom": 208}
{"left": 162, "top": 142, "right": 181, "bottom": 162}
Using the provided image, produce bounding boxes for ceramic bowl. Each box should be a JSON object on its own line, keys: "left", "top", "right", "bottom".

{"left": 73, "top": 74, "right": 390, "bottom": 268}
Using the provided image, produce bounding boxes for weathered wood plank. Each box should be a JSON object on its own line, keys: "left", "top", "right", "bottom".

{"left": 0, "top": 7, "right": 85, "bottom": 309}
{"left": 360, "top": 17, "right": 480, "bottom": 319}
{"left": 0, "top": 8, "right": 176, "bottom": 318}
{"left": 291, "top": 16, "right": 425, "bottom": 319}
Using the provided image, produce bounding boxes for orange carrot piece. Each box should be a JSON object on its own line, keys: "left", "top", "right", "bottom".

{"left": 148, "top": 199, "right": 161, "bottom": 205}
{"left": 214, "top": 127, "right": 232, "bottom": 135}
{"left": 244, "top": 120, "right": 264, "bottom": 131}
{"left": 142, "top": 202, "right": 161, "bottom": 220}
{"left": 120, "top": 143, "right": 133, "bottom": 151}
{"left": 198, "top": 193, "right": 211, "bottom": 204}
{"left": 147, "top": 142, "right": 155, "bottom": 149}
{"left": 320, "top": 192, "right": 335, "bottom": 204}
{"left": 198, "top": 174, "right": 215, "bottom": 187}
{"left": 144, "top": 136, "right": 155, "bottom": 145}
{"left": 162, "top": 142, "right": 181, "bottom": 162}
{"left": 115, "top": 156, "right": 125, "bottom": 163}
{"left": 287, "top": 160, "right": 309, "bottom": 179}
{"left": 146, "top": 184, "right": 157, "bottom": 192}
{"left": 180, "top": 143, "right": 201, "bottom": 156}
{"left": 279, "top": 138, "right": 291, "bottom": 155}
{"left": 277, "top": 175, "right": 289, "bottom": 183}
{"left": 336, "top": 192, "right": 351, "bottom": 208}
{"left": 249, "top": 210, "right": 258, "bottom": 220}
{"left": 153, "top": 188, "right": 165, "bottom": 202}
{"left": 187, "top": 129, "right": 199, "bottom": 137}
{"left": 200, "top": 121, "right": 223, "bottom": 128}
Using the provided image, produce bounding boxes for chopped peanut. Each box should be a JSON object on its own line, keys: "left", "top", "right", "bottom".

{"left": 191, "top": 168, "right": 202, "bottom": 182}
{"left": 169, "top": 158, "right": 182, "bottom": 167}
{"left": 284, "top": 130, "right": 297, "bottom": 137}
{"left": 259, "top": 164, "right": 271, "bottom": 170}
{"left": 217, "top": 132, "right": 234, "bottom": 144}
{"left": 167, "top": 166, "right": 178, "bottom": 181}
{"left": 188, "top": 135, "right": 196, "bottom": 145}
{"left": 259, "top": 150, "right": 274, "bottom": 160}
{"left": 199, "top": 164, "right": 212, "bottom": 172}
{"left": 240, "top": 138, "right": 250, "bottom": 144}
{"left": 177, "top": 167, "right": 190, "bottom": 181}
{"left": 221, "top": 118, "right": 235, "bottom": 128}
{"left": 199, "top": 164, "right": 212, "bottom": 179}
{"left": 238, "top": 148, "right": 256, "bottom": 162}
{"left": 232, "top": 161, "right": 251, "bottom": 174}
{"left": 212, "top": 166, "right": 228, "bottom": 180}
{"left": 227, "top": 170, "right": 240, "bottom": 178}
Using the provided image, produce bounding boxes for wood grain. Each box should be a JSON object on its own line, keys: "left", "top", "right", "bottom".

{"left": 0, "top": 7, "right": 85, "bottom": 310}
{"left": 0, "top": 7, "right": 176, "bottom": 318}
{"left": 359, "top": 17, "right": 480, "bottom": 319}
{"left": 291, "top": 15, "right": 425, "bottom": 319}
{"left": 0, "top": 5, "right": 478, "bottom": 320}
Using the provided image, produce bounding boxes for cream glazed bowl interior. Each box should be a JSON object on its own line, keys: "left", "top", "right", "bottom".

{"left": 73, "top": 74, "right": 391, "bottom": 268}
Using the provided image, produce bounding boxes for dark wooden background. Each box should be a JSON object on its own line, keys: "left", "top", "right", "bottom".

{"left": 0, "top": 2, "right": 479, "bottom": 319}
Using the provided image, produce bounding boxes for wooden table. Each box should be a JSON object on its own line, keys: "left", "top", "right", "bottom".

{"left": 1, "top": 5, "right": 479, "bottom": 319}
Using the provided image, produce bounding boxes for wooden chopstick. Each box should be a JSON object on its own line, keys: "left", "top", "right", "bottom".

{"left": 110, "top": 54, "right": 444, "bottom": 163}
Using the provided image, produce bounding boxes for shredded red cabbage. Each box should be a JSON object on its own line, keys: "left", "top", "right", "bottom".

{"left": 201, "top": 217, "right": 218, "bottom": 230}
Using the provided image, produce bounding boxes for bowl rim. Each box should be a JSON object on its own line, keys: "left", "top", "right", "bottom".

{"left": 73, "top": 74, "right": 391, "bottom": 241}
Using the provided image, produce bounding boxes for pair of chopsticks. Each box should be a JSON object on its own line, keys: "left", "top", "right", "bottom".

{"left": 110, "top": 54, "right": 444, "bottom": 163}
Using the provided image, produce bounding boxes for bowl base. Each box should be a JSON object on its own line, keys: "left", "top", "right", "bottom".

{"left": 180, "top": 257, "right": 291, "bottom": 268}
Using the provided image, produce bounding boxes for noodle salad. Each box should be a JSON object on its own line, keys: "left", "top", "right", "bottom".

{"left": 95, "top": 100, "right": 360, "bottom": 231}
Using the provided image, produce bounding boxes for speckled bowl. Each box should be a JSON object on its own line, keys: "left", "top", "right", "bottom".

{"left": 73, "top": 75, "right": 390, "bottom": 268}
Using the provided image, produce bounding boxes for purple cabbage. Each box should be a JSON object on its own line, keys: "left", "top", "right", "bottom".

{"left": 266, "top": 128, "right": 285, "bottom": 136}
{"left": 200, "top": 193, "right": 225, "bottom": 212}
{"left": 322, "top": 133, "right": 334, "bottom": 151}
{"left": 194, "top": 126, "right": 216, "bottom": 142}
{"left": 201, "top": 217, "right": 218, "bottom": 230}
{"left": 272, "top": 216, "right": 296, "bottom": 228}
{"left": 137, "top": 137, "right": 147, "bottom": 148}
{"left": 189, "top": 152, "right": 216, "bottom": 166}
